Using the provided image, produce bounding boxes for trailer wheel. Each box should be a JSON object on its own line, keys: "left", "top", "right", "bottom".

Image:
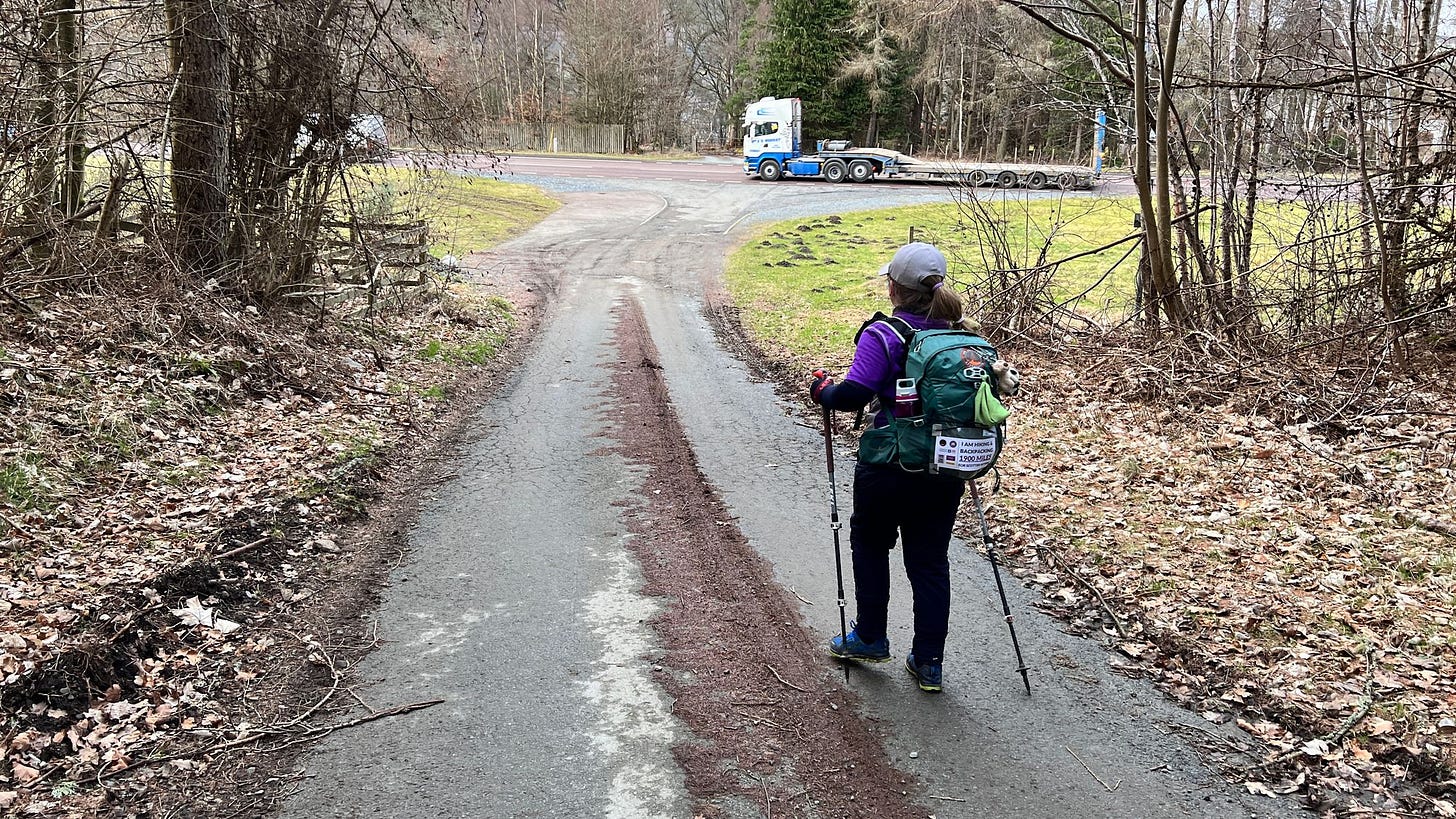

{"left": 848, "top": 159, "right": 874, "bottom": 182}
{"left": 996, "top": 170, "right": 1019, "bottom": 188}
{"left": 758, "top": 159, "right": 783, "bottom": 182}
{"left": 824, "top": 160, "right": 849, "bottom": 183}
{"left": 1057, "top": 172, "right": 1078, "bottom": 189}
{"left": 1027, "top": 171, "right": 1048, "bottom": 190}
{"left": 968, "top": 169, "right": 988, "bottom": 186}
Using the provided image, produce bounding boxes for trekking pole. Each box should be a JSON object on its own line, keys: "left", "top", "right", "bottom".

{"left": 817, "top": 391, "right": 851, "bottom": 684}
{"left": 969, "top": 479, "right": 1031, "bottom": 696}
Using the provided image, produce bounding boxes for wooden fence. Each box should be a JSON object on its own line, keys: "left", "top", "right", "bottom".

{"left": 477, "top": 122, "right": 627, "bottom": 154}
{"left": 317, "top": 218, "right": 433, "bottom": 307}
{"left": 64, "top": 214, "right": 436, "bottom": 312}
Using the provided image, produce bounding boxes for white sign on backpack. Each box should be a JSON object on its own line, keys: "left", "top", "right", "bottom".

{"left": 934, "top": 434, "right": 997, "bottom": 472}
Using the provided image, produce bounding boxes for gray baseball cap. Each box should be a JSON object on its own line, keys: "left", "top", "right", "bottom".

{"left": 880, "top": 242, "right": 946, "bottom": 292}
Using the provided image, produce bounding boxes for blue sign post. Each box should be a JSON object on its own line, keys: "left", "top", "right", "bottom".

{"left": 1093, "top": 108, "right": 1106, "bottom": 175}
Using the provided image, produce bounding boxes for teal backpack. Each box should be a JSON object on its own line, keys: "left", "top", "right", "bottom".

{"left": 855, "top": 314, "right": 1011, "bottom": 480}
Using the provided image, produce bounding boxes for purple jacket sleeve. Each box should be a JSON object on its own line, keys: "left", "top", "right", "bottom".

{"left": 844, "top": 324, "right": 897, "bottom": 395}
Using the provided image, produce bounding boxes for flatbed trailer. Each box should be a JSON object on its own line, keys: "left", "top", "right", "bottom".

{"left": 765, "top": 148, "right": 1096, "bottom": 189}
{"left": 741, "top": 97, "right": 1099, "bottom": 189}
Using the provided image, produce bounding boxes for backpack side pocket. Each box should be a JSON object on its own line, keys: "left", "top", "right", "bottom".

{"left": 893, "top": 416, "right": 934, "bottom": 469}
{"left": 856, "top": 425, "right": 898, "bottom": 465}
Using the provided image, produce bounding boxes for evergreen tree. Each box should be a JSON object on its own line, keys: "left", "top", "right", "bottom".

{"left": 754, "top": 0, "right": 867, "bottom": 143}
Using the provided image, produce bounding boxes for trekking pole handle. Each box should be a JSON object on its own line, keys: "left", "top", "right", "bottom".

{"left": 820, "top": 401, "right": 836, "bottom": 475}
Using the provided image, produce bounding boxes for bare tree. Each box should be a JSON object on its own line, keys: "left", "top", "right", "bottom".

{"left": 165, "top": 0, "right": 232, "bottom": 276}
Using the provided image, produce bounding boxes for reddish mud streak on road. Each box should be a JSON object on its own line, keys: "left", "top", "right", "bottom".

{"left": 608, "top": 299, "right": 924, "bottom": 818}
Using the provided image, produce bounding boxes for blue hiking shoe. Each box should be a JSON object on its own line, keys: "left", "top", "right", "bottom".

{"left": 829, "top": 628, "right": 891, "bottom": 663}
{"left": 904, "top": 653, "right": 943, "bottom": 692}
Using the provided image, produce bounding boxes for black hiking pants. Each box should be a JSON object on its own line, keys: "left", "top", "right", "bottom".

{"left": 848, "top": 461, "right": 965, "bottom": 664}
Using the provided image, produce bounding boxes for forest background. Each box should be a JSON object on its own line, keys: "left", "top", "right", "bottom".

{"left": 2, "top": 0, "right": 1453, "bottom": 331}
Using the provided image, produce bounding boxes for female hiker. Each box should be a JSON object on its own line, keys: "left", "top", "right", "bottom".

{"left": 808, "top": 242, "right": 1017, "bottom": 693}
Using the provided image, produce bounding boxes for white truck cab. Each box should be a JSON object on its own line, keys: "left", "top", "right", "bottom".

{"left": 742, "top": 97, "right": 801, "bottom": 180}
{"left": 740, "top": 96, "right": 886, "bottom": 183}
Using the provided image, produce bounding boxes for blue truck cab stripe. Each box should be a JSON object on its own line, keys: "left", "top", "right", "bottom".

{"left": 744, "top": 150, "right": 797, "bottom": 175}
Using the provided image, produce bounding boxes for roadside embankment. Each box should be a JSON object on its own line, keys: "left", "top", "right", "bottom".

{"left": 0, "top": 175, "right": 557, "bottom": 816}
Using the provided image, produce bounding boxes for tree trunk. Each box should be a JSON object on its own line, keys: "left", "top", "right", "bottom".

{"left": 1151, "top": 0, "right": 1191, "bottom": 327}
{"left": 23, "top": 8, "right": 60, "bottom": 230}
{"left": 1131, "top": 0, "right": 1168, "bottom": 332}
{"left": 57, "top": 0, "right": 84, "bottom": 218}
{"left": 165, "top": 0, "right": 232, "bottom": 277}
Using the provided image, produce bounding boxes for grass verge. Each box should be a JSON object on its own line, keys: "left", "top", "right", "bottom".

{"left": 342, "top": 167, "right": 559, "bottom": 257}
{"left": 724, "top": 196, "right": 1144, "bottom": 366}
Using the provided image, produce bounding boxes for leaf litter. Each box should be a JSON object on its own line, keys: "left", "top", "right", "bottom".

{"left": 0, "top": 279, "right": 516, "bottom": 816}
{"left": 983, "top": 345, "right": 1456, "bottom": 817}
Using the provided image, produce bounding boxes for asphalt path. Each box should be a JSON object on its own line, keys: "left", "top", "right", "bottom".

{"left": 283, "top": 165, "right": 1300, "bottom": 818}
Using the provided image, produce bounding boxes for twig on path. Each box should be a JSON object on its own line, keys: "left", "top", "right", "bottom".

{"left": 731, "top": 706, "right": 786, "bottom": 730}
{"left": 213, "top": 536, "right": 271, "bottom": 561}
{"left": 788, "top": 586, "right": 814, "bottom": 606}
{"left": 927, "top": 794, "right": 969, "bottom": 802}
{"left": 732, "top": 697, "right": 781, "bottom": 707}
{"left": 1066, "top": 746, "right": 1122, "bottom": 792}
{"left": 1161, "top": 720, "right": 1260, "bottom": 760}
{"left": 765, "top": 663, "right": 811, "bottom": 694}
{"left": 0, "top": 509, "right": 38, "bottom": 541}
{"left": 267, "top": 699, "right": 446, "bottom": 752}
{"left": 1034, "top": 540, "right": 1129, "bottom": 638}
{"left": 345, "top": 686, "right": 376, "bottom": 713}
{"left": 87, "top": 699, "right": 445, "bottom": 784}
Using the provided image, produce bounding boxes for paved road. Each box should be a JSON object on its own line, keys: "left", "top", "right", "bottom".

{"left": 418, "top": 150, "right": 1138, "bottom": 195}
{"left": 283, "top": 178, "right": 1298, "bottom": 817}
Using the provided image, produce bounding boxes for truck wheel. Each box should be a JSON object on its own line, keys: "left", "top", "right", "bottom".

{"left": 996, "top": 170, "right": 1018, "bottom": 188}
{"left": 848, "top": 160, "right": 874, "bottom": 182}
{"left": 1027, "top": 171, "right": 1048, "bottom": 190}
{"left": 823, "top": 160, "right": 848, "bottom": 183}
{"left": 758, "top": 159, "right": 782, "bottom": 182}
{"left": 968, "top": 169, "right": 988, "bottom": 186}
{"left": 1058, "top": 172, "right": 1078, "bottom": 189}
